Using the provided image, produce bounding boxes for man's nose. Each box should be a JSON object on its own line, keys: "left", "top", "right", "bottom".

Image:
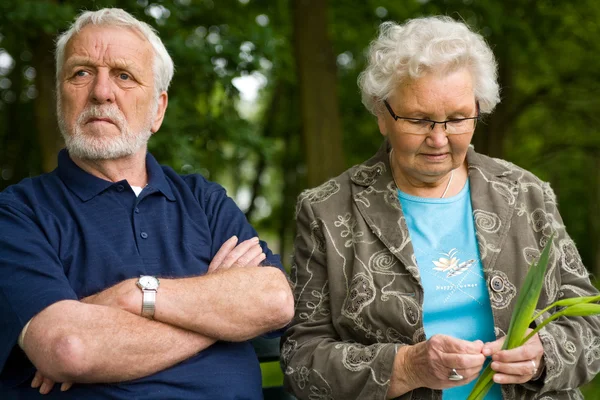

{"left": 90, "top": 71, "right": 115, "bottom": 104}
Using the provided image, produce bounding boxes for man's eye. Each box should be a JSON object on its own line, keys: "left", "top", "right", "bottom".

{"left": 74, "top": 70, "right": 88, "bottom": 77}
{"left": 119, "top": 73, "right": 130, "bottom": 80}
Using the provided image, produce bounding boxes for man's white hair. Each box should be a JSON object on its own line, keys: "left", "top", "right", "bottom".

{"left": 55, "top": 8, "right": 174, "bottom": 94}
{"left": 358, "top": 16, "right": 500, "bottom": 116}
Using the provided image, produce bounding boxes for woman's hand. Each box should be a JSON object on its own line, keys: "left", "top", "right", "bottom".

{"left": 482, "top": 328, "right": 544, "bottom": 384}
{"left": 388, "top": 334, "right": 486, "bottom": 397}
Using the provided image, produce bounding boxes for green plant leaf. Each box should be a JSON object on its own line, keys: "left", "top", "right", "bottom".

{"left": 505, "top": 235, "right": 554, "bottom": 350}
{"left": 467, "top": 235, "right": 554, "bottom": 399}
{"left": 530, "top": 294, "right": 600, "bottom": 323}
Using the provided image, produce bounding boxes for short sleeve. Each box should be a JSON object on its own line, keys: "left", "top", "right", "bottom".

{"left": 203, "top": 185, "right": 283, "bottom": 271}
{"left": 0, "top": 201, "right": 78, "bottom": 386}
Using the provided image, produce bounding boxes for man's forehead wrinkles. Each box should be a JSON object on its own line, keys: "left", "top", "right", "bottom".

{"left": 65, "top": 49, "right": 146, "bottom": 71}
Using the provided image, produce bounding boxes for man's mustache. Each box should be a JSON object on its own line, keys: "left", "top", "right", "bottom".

{"left": 76, "top": 105, "right": 126, "bottom": 130}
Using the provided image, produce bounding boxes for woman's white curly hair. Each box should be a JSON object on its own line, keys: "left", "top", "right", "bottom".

{"left": 358, "top": 16, "right": 500, "bottom": 116}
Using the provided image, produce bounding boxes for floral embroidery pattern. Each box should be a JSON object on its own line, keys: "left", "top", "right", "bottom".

{"left": 432, "top": 248, "right": 475, "bottom": 278}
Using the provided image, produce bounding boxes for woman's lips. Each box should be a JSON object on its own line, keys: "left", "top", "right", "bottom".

{"left": 421, "top": 152, "right": 449, "bottom": 161}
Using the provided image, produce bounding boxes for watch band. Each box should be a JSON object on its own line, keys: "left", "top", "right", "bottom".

{"left": 141, "top": 289, "right": 157, "bottom": 319}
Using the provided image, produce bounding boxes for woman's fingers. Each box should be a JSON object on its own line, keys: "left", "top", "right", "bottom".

{"left": 414, "top": 335, "right": 487, "bottom": 390}
{"left": 487, "top": 331, "right": 544, "bottom": 384}
{"left": 441, "top": 352, "right": 487, "bottom": 370}
{"left": 482, "top": 336, "right": 505, "bottom": 356}
{"left": 491, "top": 359, "right": 538, "bottom": 384}
{"left": 491, "top": 337, "right": 542, "bottom": 363}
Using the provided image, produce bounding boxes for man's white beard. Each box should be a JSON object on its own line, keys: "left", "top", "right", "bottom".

{"left": 57, "top": 97, "right": 157, "bottom": 161}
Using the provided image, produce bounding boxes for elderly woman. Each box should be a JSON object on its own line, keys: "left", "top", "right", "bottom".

{"left": 281, "top": 16, "right": 600, "bottom": 400}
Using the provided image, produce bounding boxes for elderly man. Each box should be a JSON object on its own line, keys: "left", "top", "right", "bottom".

{"left": 0, "top": 8, "right": 293, "bottom": 399}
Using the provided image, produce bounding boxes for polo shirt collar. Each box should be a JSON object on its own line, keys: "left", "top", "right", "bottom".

{"left": 57, "top": 149, "right": 175, "bottom": 202}
{"left": 145, "top": 152, "right": 176, "bottom": 201}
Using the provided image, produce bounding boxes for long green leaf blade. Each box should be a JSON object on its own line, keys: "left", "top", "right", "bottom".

{"left": 467, "top": 235, "right": 554, "bottom": 399}
{"left": 506, "top": 235, "right": 553, "bottom": 349}
{"left": 530, "top": 294, "right": 600, "bottom": 323}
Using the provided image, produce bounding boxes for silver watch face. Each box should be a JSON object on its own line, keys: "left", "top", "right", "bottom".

{"left": 138, "top": 275, "right": 159, "bottom": 290}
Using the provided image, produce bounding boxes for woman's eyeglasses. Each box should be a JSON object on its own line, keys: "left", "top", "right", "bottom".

{"left": 383, "top": 100, "right": 479, "bottom": 135}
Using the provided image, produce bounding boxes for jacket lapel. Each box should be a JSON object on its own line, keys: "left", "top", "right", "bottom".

{"left": 466, "top": 148, "right": 520, "bottom": 274}
{"left": 350, "top": 141, "right": 421, "bottom": 283}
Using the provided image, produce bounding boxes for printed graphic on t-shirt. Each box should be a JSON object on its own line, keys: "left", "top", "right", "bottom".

{"left": 432, "top": 248, "right": 476, "bottom": 277}
{"left": 428, "top": 248, "right": 483, "bottom": 305}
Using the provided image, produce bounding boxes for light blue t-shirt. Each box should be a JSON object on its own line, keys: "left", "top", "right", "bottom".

{"left": 398, "top": 180, "right": 502, "bottom": 399}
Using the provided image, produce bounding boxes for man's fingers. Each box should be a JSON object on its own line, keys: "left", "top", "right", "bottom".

{"left": 31, "top": 370, "right": 43, "bottom": 388}
{"left": 61, "top": 382, "right": 73, "bottom": 392}
{"left": 208, "top": 236, "right": 238, "bottom": 272}
{"left": 220, "top": 237, "right": 259, "bottom": 268}
{"left": 234, "top": 244, "right": 264, "bottom": 267}
{"left": 39, "top": 377, "right": 56, "bottom": 394}
{"left": 248, "top": 252, "right": 266, "bottom": 267}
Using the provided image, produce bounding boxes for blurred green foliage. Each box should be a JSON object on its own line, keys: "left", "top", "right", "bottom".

{"left": 1, "top": 0, "right": 598, "bottom": 274}
{"left": 1, "top": 0, "right": 599, "bottom": 394}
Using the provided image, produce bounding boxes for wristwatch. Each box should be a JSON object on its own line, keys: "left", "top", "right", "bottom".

{"left": 136, "top": 275, "right": 160, "bottom": 319}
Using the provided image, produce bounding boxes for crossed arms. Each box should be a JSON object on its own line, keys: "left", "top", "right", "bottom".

{"left": 21, "top": 236, "right": 294, "bottom": 392}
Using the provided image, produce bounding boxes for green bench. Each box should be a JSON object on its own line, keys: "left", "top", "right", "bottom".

{"left": 251, "top": 337, "right": 296, "bottom": 400}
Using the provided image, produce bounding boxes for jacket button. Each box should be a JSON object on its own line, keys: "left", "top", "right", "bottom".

{"left": 490, "top": 276, "right": 504, "bottom": 292}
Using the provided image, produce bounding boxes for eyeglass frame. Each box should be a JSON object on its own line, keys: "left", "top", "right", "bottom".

{"left": 383, "top": 99, "right": 480, "bottom": 134}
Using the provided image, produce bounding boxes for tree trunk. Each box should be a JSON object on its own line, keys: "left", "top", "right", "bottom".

{"left": 30, "top": 33, "right": 63, "bottom": 172}
{"left": 474, "top": 58, "right": 511, "bottom": 158}
{"left": 291, "top": 0, "right": 344, "bottom": 188}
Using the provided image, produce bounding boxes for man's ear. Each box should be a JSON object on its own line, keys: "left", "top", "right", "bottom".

{"left": 151, "top": 91, "right": 168, "bottom": 133}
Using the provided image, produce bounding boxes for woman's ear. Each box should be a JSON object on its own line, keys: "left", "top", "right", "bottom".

{"left": 377, "top": 113, "right": 388, "bottom": 137}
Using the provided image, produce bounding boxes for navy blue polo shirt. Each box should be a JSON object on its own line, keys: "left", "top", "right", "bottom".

{"left": 0, "top": 149, "right": 283, "bottom": 399}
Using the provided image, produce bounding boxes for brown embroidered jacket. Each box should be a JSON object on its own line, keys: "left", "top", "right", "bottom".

{"left": 282, "top": 142, "right": 600, "bottom": 400}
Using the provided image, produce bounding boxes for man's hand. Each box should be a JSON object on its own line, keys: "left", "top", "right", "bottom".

{"left": 208, "top": 236, "right": 265, "bottom": 273}
{"left": 29, "top": 279, "right": 142, "bottom": 394}
{"left": 81, "top": 278, "right": 140, "bottom": 315}
{"left": 30, "top": 370, "right": 72, "bottom": 394}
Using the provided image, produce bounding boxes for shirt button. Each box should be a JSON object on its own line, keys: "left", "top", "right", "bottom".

{"left": 117, "top": 185, "right": 125, "bottom": 192}
{"left": 140, "top": 232, "right": 148, "bottom": 239}
{"left": 134, "top": 207, "right": 140, "bottom": 214}
{"left": 490, "top": 276, "right": 504, "bottom": 292}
